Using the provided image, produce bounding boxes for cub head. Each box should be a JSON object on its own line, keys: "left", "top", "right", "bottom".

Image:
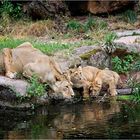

{"left": 89, "top": 80, "right": 102, "bottom": 98}
{"left": 51, "top": 80, "right": 75, "bottom": 100}
{"left": 68, "top": 66, "right": 86, "bottom": 87}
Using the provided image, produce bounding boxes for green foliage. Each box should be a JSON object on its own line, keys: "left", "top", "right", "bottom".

{"left": 104, "top": 32, "right": 117, "bottom": 45}
{"left": 133, "top": 59, "right": 140, "bottom": 71}
{"left": 27, "top": 75, "right": 46, "bottom": 97}
{"left": 129, "top": 80, "right": 140, "bottom": 103}
{"left": 84, "top": 16, "right": 96, "bottom": 31}
{"left": 67, "top": 20, "right": 83, "bottom": 32}
{"left": 67, "top": 16, "right": 108, "bottom": 33}
{"left": 0, "top": 37, "right": 72, "bottom": 54}
{"left": 0, "top": 0, "right": 23, "bottom": 19}
{"left": 112, "top": 55, "right": 134, "bottom": 73}
{"left": 117, "top": 95, "right": 133, "bottom": 101}
{"left": 122, "top": 10, "right": 137, "bottom": 23}
{"left": 102, "top": 32, "right": 117, "bottom": 54}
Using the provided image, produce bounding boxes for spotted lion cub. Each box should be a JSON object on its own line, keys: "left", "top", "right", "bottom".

{"left": 89, "top": 69, "right": 121, "bottom": 97}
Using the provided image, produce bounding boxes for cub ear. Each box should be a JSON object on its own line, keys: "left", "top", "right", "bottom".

{"left": 78, "top": 66, "right": 82, "bottom": 73}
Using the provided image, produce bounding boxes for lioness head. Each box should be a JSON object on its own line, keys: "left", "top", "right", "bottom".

{"left": 51, "top": 80, "right": 75, "bottom": 100}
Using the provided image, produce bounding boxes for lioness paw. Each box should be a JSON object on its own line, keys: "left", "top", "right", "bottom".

{"left": 6, "top": 71, "right": 17, "bottom": 79}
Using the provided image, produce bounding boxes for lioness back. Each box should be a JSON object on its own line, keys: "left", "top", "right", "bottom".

{"left": 11, "top": 42, "right": 47, "bottom": 72}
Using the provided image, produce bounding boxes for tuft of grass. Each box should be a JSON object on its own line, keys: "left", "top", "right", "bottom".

{"left": 122, "top": 10, "right": 137, "bottom": 23}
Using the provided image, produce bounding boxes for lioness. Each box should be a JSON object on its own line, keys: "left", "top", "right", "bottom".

{"left": 0, "top": 42, "right": 74, "bottom": 99}
{"left": 89, "top": 69, "right": 121, "bottom": 97}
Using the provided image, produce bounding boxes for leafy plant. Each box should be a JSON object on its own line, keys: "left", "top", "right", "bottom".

{"left": 27, "top": 75, "right": 47, "bottom": 97}
{"left": 112, "top": 55, "right": 134, "bottom": 73}
{"left": 0, "top": 0, "right": 23, "bottom": 19}
{"left": 123, "top": 10, "right": 137, "bottom": 23}
{"left": 133, "top": 59, "right": 140, "bottom": 71}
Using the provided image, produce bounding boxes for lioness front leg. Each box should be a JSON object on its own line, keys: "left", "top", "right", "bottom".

{"left": 3, "top": 48, "right": 16, "bottom": 78}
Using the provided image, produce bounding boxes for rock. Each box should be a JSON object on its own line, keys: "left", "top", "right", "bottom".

{"left": 23, "top": 0, "right": 70, "bottom": 20}
{"left": 88, "top": 51, "right": 110, "bottom": 69}
{"left": 113, "top": 35, "right": 140, "bottom": 55}
{"left": 0, "top": 76, "right": 75, "bottom": 109}
{"left": 0, "top": 76, "right": 28, "bottom": 96}
{"left": 73, "top": 45, "right": 101, "bottom": 58}
{"left": 117, "top": 88, "right": 132, "bottom": 95}
{"left": 116, "top": 29, "right": 140, "bottom": 38}
{"left": 87, "top": 1, "right": 136, "bottom": 14}
{"left": 72, "top": 45, "right": 110, "bottom": 68}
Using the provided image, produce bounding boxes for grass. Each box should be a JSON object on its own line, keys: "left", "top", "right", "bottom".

{"left": 0, "top": 37, "right": 73, "bottom": 54}
{"left": 117, "top": 95, "right": 133, "bottom": 101}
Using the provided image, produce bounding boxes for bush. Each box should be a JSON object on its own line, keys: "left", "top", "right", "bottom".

{"left": 0, "top": 0, "right": 23, "bottom": 19}
{"left": 112, "top": 55, "right": 134, "bottom": 74}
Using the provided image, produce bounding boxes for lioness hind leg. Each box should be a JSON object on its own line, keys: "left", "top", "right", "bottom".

{"left": 3, "top": 48, "right": 16, "bottom": 78}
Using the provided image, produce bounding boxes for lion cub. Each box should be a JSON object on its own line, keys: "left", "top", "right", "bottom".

{"left": 68, "top": 66, "right": 121, "bottom": 98}
{"left": 89, "top": 69, "right": 121, "bottom": 97}
{"left": 68, "top": 66, "right": 100, "bottom": 98}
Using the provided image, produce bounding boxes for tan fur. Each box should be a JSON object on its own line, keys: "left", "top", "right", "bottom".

{"left": 90, "top": 69, "right": 121, "bottom": 97}
{"left": 67, "top": 66, "right": 100, "bottom": 98}
{"left": 68, "top": 66, "right": 121, "bottom": 98}
{"left": 0, "top": 42, "right": 74, "bottom": 99}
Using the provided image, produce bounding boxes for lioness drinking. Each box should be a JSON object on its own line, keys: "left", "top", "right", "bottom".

{"left": 0, "top": 42, "right": 74, "bottom": 99}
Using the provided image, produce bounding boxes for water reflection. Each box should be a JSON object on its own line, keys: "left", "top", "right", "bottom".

{"left": 1, "top": 99, "right": 140, "bottom": 139}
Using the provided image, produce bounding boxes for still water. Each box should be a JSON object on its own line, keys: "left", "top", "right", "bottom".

{"left": 0, "top": 99, "right": 140, "bottom": 139}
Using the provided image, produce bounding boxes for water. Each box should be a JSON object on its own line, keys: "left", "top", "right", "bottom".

{"left": 0, "top": 99, "right": 140, "bottom": 139}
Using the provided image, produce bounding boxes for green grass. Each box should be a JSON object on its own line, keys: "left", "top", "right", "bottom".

{"left": 0, "top": 37, "right": 73, "bottom": 54}
{"left": 117, "top": 95, "right": 133, "bottom": 101}
{"left": 0, "top": 37, "right": 98, "bottom": 55}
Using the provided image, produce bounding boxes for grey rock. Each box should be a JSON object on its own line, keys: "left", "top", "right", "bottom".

{"left": 116, "top": 29, "right": 140, "bottom": 38}
{"left": 88, "top": 51, "right": 110, "bottom": 69}
{"left": 114, "top": 35, "right": 140, "bottom": 54}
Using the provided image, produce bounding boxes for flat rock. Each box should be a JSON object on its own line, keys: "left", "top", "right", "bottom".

{"left": 0, "top": 76, "right": 28, "bottom": 96}
{"left": 116, "top": 29, "right": 140, "bottom": 38}
{"left": 114, "top": 35, "right": 140, "bottom": 53}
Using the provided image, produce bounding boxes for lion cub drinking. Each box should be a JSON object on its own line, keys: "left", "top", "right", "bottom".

{"left": 89, "top": 69, "right": 121, "bottom": 97}
{"left": 68, "top": 66, "right": 121, "bottom": 98}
